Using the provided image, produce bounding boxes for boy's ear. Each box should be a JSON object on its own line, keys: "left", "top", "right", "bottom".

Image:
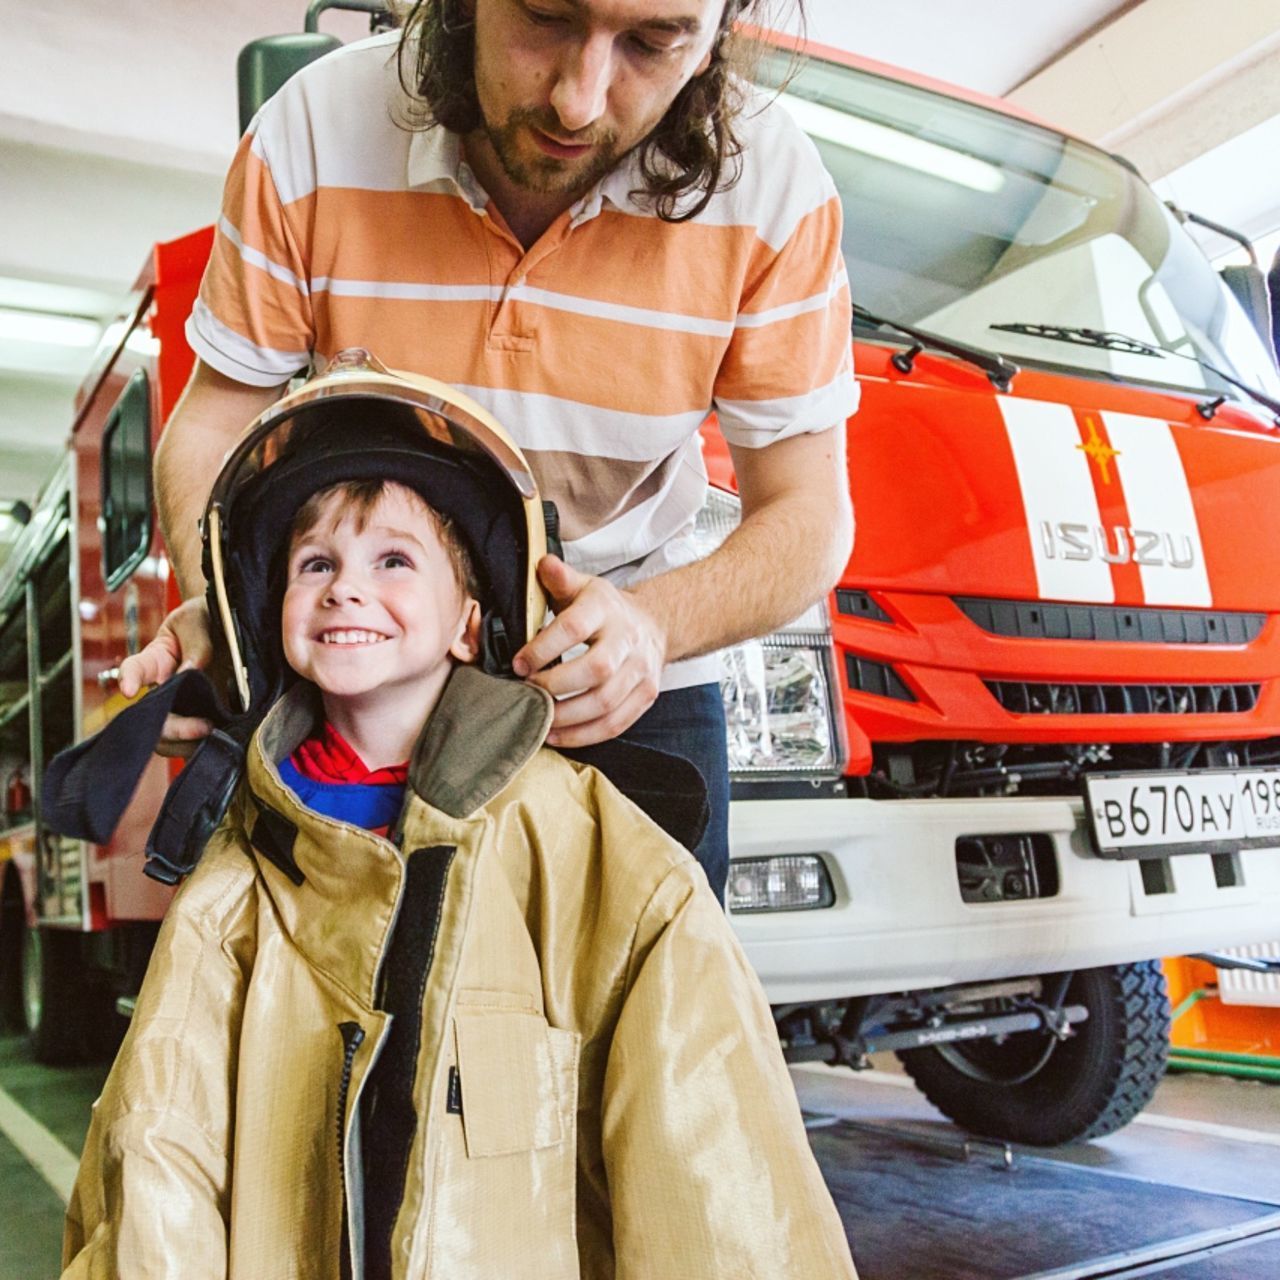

{"left": 449, "top": 598, "right": 484, "bottom": 665}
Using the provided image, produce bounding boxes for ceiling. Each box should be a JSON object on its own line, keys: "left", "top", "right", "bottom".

{"left": 2, "top": 0, "right": 1279, "bottom": 558}
{"left": 786, "top": 0, "right": 1135, "bottom": 95}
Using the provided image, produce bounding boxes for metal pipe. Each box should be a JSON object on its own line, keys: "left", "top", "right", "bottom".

{"left": 305, "top": 1, "right": 392, "bottom": 33}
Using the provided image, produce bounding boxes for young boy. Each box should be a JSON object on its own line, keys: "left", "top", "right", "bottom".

{"left": 58, "top": 354, "right": 858, "bottom": 1279}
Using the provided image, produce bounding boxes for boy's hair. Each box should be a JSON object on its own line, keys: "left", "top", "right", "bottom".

{"left": 288, "top": 478, "right": 483, "bottom": 602}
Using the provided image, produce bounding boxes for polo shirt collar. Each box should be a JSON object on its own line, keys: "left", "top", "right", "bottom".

{"left": 579, "top": 149, "right": 646, "bottom": 223}
{"left": 406, "top": 124, "right": 489, "bottom": 212}
{"left": 404, "top": 125, "right": 653, "bottom": 226}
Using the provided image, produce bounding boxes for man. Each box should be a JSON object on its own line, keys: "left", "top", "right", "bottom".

{"left": 122, "top": 0, "right": 856, "bottom": 899}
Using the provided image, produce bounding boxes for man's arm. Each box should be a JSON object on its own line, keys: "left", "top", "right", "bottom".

{"left": 515, "top": 425, "right": 853, "bottom": 747}
{"left": 156, "top": 361, "right": 287, "bottom": 600}
{"left": 117, "top": 361, "right": 284, "bottom": 721}
{"left": 638, "top": 425, "right": 853, "bottom": 660}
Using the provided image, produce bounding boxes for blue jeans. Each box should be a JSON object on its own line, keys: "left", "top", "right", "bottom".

{"left": 617, "top": 683, "right": 729, "bottom": 902}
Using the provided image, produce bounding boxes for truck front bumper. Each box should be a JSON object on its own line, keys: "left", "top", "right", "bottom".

{"left": 726, "top": 795, "right": 1280, "bottom": 1002}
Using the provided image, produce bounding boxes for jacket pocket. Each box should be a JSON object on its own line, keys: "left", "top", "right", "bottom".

{"left": 453, "top": 1008, "right": 579, "bottom": 1158}
{"left": 427, "top": 1006, "right": 582, "bottom": 1278}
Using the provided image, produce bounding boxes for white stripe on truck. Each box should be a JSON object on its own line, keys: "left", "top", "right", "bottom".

{"left": 1000, "top": 398, "right": 1114, "bottom": 603}
{"left": 1102, "top": 412, "right": 1212, "bottom": 607}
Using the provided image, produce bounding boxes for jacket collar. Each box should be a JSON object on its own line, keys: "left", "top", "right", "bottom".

{"left": 252, "top": 666, "right": 553, "bottom": 815}
{"left": 242, "top": 667, "right": 553, "bottom": 1006}
{"left": 406, "top": 664, "right": 553, "bottom": 817}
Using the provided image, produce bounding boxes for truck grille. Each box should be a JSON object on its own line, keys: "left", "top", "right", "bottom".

{"left": 846, "top": 654, "right": 915, "bottom": 701}
{"left": 987, "top": 680, "right": 1261, "bottom": 716}
{"left": 835, "top": 589, "right": 892, "bottom": 623}
{"left": 958, "top": 598, "right": 1265, "bottom": 645}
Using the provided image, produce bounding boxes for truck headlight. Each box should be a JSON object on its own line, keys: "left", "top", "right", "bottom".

{"left": 694, "top": 489, "right": 845, "bottom": 779}
{"left": 727, "top": 855, "right": 836, "bottom": 912}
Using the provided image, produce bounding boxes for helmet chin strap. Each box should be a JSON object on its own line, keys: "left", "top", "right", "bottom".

{"left": 41, "top": 668, "right": 251, "bottom": 886}
{"left": 479, "top": 612, "right": 513, "bottom": 675}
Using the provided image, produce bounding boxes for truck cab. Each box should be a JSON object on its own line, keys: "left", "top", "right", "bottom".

{"left": 704, "top": 39, "right": 1280, "bottom": 1145}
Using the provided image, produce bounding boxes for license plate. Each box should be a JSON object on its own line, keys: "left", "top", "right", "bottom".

{"left": 1085, "top": 768, "right": 1280, "bottom": 858}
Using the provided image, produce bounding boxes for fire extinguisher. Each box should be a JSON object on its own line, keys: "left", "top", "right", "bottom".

{"left": 5, "top": 768, "right": 31, "bottom": 824}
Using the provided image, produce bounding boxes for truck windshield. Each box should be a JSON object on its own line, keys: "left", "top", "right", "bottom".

{"left": 760, "top": 50, "right": 1280, "bottom": 408}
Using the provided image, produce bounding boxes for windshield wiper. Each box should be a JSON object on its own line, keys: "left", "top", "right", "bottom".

{"left": 990, "top": 323, "right": 1161, "bottom": 358}
{"left": 853, "top": 304, "right": 1019, "bottom": 392}
{"left": 990, "top": 321, "right": 1280, "bottom": 423}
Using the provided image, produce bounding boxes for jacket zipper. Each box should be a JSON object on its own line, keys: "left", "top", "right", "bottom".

{"left": 337, "top": 1020, "right": 366, "bottom": 1280}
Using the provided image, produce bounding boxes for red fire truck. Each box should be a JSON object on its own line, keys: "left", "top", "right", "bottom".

{"left": 2, "top": 15, "right": 1279, "bottom": 1144}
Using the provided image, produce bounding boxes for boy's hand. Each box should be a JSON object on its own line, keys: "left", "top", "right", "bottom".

{"left": 514, "top": 556, "right": 666, "bottom": 747}
{"left": 117, "top": 597, "right": 215, "bottom": 757}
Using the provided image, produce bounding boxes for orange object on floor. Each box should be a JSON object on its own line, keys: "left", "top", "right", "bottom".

{"left": 1164, "top": 955, "right": 1280, "bottom": 1060}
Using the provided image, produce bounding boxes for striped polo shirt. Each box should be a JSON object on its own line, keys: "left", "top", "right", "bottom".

{"left": 188, "top": 32, "right": 857, "bottom": 690}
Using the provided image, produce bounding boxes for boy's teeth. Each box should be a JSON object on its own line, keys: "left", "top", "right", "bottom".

{"left": 323, "top": 630, "right": 384, "bottom": 645}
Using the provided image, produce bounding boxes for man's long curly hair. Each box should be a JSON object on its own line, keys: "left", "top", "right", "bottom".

{"left": 396, "top": 0, "right": 800, "bottom": 222}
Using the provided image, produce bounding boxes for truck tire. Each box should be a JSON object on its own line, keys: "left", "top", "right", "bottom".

{"left": 897, "top": 962, "right": 1170, "bottom": 1147}
{"left": 22, "top": 924, "right": 89, "bottom": 1065}
{"left": 0, "top": 881, "right": 24, "bottom": 1031}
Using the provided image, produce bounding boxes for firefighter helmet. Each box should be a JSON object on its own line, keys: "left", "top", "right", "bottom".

{"left": 202, "top": 348, "right": 551, "bottom": 714}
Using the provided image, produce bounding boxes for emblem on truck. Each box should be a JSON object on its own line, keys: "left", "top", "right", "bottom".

{"left": 1038, "top": 522, "right": 1196, "bottom": 569}
{"left": 1075, "top": 419, "right": 1120, "bottom": 485}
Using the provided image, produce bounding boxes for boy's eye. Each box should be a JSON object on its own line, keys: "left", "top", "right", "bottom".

{"left": 299, "top": 555, "right": 333, "bottom": 574}
{"left": 381, "top": 552, "right": 414, "bottom": 569}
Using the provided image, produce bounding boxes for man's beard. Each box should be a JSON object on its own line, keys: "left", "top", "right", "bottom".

{"left": 484, "top": 107, "right": 623, "bottom": 196}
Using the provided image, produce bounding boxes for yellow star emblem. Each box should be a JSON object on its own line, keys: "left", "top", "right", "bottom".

{"left": 1076, "top": 418, "right": 1120, "bottom": 485}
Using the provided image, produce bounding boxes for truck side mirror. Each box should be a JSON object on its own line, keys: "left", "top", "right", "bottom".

{"left": 1219, "top": 264, "right": 1275, "bottom": 362}
{"left": 236, "top": 2, "right": 397, "bottom": 136}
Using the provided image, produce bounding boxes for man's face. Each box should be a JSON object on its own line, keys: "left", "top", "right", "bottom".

{"left": 472, "top": 0, "right": 727, "bottom": 198}
{"left": 281, "top": 486, "right": 479, "bottom": 707}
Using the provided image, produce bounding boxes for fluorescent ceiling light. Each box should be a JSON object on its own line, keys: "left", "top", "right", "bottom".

{"left": 0, "top": 276, "right": 120, "bottom": 319}
{"left": 778, "top": 94, "right": 1006, "bottom": 194}
{"left": 0, "top": 308, "right": 103, "bottom": 349}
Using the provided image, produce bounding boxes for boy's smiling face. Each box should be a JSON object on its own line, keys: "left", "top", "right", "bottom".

{"left": 281, "top": 484, "right": 481, "bottom": 710}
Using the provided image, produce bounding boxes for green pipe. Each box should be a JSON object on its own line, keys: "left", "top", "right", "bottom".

{"left": 1168, "top": 1054, "right": 1280, "bottom": 1083}
{"left": 1169, "top": 987, "right": 1213, "bottom": 1023}
{"left": 1166, "top": 1045, "right": 1280, "bottom": 1069}
{"left": 1166, "top": 986, "right": 1280, "bottom": 1081}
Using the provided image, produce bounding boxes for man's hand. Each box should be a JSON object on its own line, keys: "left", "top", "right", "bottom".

{"left": 117, "top": 597, "right": 215, "bottom": 756}
{"left": 513, "top": 555, "right": 667, "bottom": 748}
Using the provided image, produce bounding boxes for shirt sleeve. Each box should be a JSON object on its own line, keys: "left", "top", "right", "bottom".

{"left": 713, "top": 130, "right": 859, "bottom": 448}
{"left": 186, "top": 104, "right": 317, "bottom": 387}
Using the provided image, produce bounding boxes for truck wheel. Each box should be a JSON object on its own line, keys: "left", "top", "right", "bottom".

{"left": 897, "top": 961, "right": 1170, "bottom": 1146}
{"left": 0, "top": 884, "right": 24, "bottom": 1031}
{"left": 22, "top": 924, "right": 88, "bottom": 1065}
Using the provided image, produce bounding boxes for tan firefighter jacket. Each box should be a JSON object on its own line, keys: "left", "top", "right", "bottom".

{"left": 61, "top": 666, "right": 857, "bottom": 1279}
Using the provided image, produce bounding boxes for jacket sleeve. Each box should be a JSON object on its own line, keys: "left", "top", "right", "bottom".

{"left": 601, "top": 865, "right": 858, "bottom": 1279}
{"left": 61, "top": 841, "right": 256, "bottom": 1279}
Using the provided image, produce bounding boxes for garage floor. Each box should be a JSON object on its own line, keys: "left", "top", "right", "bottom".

{"left": 794, "top": 1060, "right": 1280, "bottom": 1278}
{"left": 3, "top": 1036, "right": 1278, "bottom": 1278}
